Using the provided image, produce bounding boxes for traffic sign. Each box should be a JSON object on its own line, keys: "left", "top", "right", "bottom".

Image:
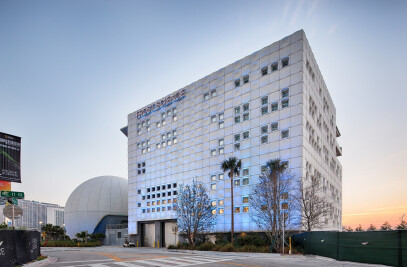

{"left": 3, "top": 205, "right": 23, "bottom": 218}
{"left": 11, "top": 198, "right": 18, "bottom": 206}
{"left": 0, "top": 191, "right": 24, "bottom": 199}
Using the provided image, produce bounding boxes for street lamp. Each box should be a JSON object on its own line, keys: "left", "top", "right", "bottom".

{"left": 39, "top": 221, "right": 43, "bottom": 241}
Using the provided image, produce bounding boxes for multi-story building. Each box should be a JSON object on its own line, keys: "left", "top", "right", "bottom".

{"left": 13, "top": 200, "right": 64, "bottom": 229}
{"left": 122, "top": 30, "right": 342, "bottom": 246}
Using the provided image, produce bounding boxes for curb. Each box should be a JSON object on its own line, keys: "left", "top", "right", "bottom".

{"left": 24, "top": 257, "right": 57, "bottom": 266}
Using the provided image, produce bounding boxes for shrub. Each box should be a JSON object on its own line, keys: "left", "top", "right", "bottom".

{"left": 235, "top": 233, "right": 266, "bottom": 247}
{"left": 213, "top": 244, "right": 224, "bottom": 251}
{"left": 167, "top": 244, "right": 177, "bottom": 249}
{"left": 220, "top": 243, "right": 235, "bottom": 252}
{"left": 196, "top": 242, "right": 215, "bottom": 251}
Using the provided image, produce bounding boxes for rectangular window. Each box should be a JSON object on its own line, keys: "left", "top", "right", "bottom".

{"left": 234, "top": 79, "right": 241, "bottom": 87}
{"left": 261, "top": 165, "right": 268, "bottom": 173}
{"left": 167, "top": 110, "right": 172, "bottom": 116}
{"left": 218, "top": 113, "right": 224, "bottom": 120}
{"left": 282, "top": 57, "right": 289, "bottom": 67}
{"left": 243, "top": 206, "right": 249, "bottom": 213}
{"left": 271, "top": 62, "right": 278, "bottom": 71}
{"left": 242, "top": 168, "right": 249, "bottom": 176}
{"left": 243, "top": 113, "right": 249, "bottom": 121}
{"left": 211, "top": 115, "right": 217, "bottom": 123}
{"left": 243, "top": 103, "right": 249, "bottom": 112}
{"left": 243, "top": 75, "right": 249, "bottom": 84}
{"left": 271, "top": 102, "right": 278, "bottom": 112}
{"left": 242, "top": 196, "right": 249, "bottom": 203}
{"left": 137, "top": 131, "right": 141, "bottom": 136}
{"left": 234, "top": 116, "right": 240, "bottom": 123}
{"left": 162, "top": 141, "right": 166, "bottom": 147}
{"left": 173, "top": 115, "right": 177, "bottom": 122}
{"left": 211, "top": 175, "right": 217, "bottom": 181}
{"left": 282, "top": 99, "right": 289, "bottom": 108}
{"left": 211, "top": 149, "right": 216, "bottom": 156}
{"left": 218, "top": 208, "right": 224, "bottom": 214}
{"left": 204, "top": 93, "right": 209, "bottom": 101}
{"left": 271, "top": 122, "right": 278, "bottom": 132}
{"left": 234, "top": 207, "right": 241, "bottom": 213}
{"left": 162, "top": 120, "right": 166, "bottom": 126}
{"left": 211, "top": 209, "right": 217, "bottom": 215}
{"left": 162, "top": 134, "right": 166, "bottom": 140}
{"left": 156, "top": 122, "right": 161, "bottom": 128}
{"left": 218, "top": 139, "right": 224, "bottom": 146}
{"left": 211, "top": 183, "right": 216, "bottom": 190}
{"left": 142, "top": 121, "right": 146, "bottom": 127}
{"left": 234, "top": 143, "right": 240, "bottom": 151}
{"left": 147, "top": 126, "right": 150, "bottom": 132}
{"left": 242, "top": 177, "right": 250, "bottom": 185}
{"left": 261, "top": 96, "right": 268, "bottom": 106}
{"left": 219, "top": 147, "right": 224, "bottom": 154}
{"left": 218, "top": 200, "right": 224, "bottom": 206}
{"left": 234, "top": 134, "right": 240, "bottom": 142}
{"left": 118, "top": 232, "right": 121, "bottom": 238}
{"left": 162, "top": 207, "right": 166, "bottom": 211}
{"left": 162, "top": 113, "right": 166, "bottom": 119}
{"left": 147, "top": 202, "right": 150, "bottom": 206}
{"left": 243, "top": 131, "right": 249, "bottom": 139}
{"left": 147, "top": 119, "right": 150, "bottom": 125}
{"left": 261, "top": 135, "right": 268, "bottom": 144}
{"left": 156, "top": 143, "right": 161, "bottom": 149}
{"left": 211, "top": 200, "right": 217, "bottom": 207}
{"left": 173, "top": 137, "right": 177, "bottom": 144}
{"left": 211, "top": 89, "right": 217, "bottom": 97}
{"left": 261, "top": 125, "right": 268, "bottom": 134}
{"left": 142, "top": 209, "right": 146, "bottom": 213}
{"left": 137, "top": 123, "right": 141, "bottom": 129}
{"left": 234, "top": 107, "right": 240, "bottom": 115}
{"left": 234, "top": 179, "right": 240, "bottom": 187}
{"left": 281, "top": 129, "right": 289, "bottom": 139}
{"left": 219, "top": 122, "right": 224, "bottom": 129}
{"left": 173, "top": 183, "right": 177, "bottom": 188}
{"left": 218, "top": 173, "right": 224, "bottom": 180}
{"left": 261, "top": 106, "right": 268, "bottom": 115}
{"left": 261, "top": 66, "right": 268, "bottom": 76}
{"left": 142, "top": 148, "right": 146, "bottom": 154}
{"left": 173, "top": 107, "right": 177, "bottom": 114}
{"left": 282, "top": 88, "right": 289, "bottom": 98}
{"left": 167, "top": 139, "right": 172, "bottom": 146}
{"left": 168, "top": 184, "right": 171, "bottom": 189}
{"left": 137, "top": 202, "right": 141, "bottom": 207}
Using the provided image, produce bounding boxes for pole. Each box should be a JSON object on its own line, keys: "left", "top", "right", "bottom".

{"left": 12, "top": 203, "right": 15, "bottom": 229}
{"left": 230, "top": 172, "right": 234, "bottom": 244}
{"left": 282, "top": 212, "right": 285, "bottom": 255}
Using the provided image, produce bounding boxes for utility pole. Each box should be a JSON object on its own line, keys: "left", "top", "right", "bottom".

{"left": 12, "top": 203, "right": 15, "bottom": 229}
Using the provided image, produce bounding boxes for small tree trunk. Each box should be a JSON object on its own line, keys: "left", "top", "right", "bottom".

{"left": 230, "top": 172, "right": 234, "bottom": 245}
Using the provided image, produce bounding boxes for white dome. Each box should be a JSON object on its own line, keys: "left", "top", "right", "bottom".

{"left": 64, "top": 176, "right": 128, "bottom": 238}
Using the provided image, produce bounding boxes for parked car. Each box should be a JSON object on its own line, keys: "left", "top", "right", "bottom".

{"left": 123, "top": 241, "right": 136, "bottom": 247}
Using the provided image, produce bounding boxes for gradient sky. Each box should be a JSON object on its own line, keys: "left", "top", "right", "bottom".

{"left": 0, "top": 0, "right": 406, "bottom": 229}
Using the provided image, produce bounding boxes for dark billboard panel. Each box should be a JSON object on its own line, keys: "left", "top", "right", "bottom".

{"left": 0, "top": 132, "right": 21, "bottom": 183}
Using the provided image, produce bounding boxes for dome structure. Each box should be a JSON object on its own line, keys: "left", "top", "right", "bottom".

{"left": 64, "top": 176, "right": 128, "bottom": 238}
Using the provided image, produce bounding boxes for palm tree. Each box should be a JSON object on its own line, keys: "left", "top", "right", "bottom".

{"left": 220, "top": 157, "right": 242, "bottom": 244}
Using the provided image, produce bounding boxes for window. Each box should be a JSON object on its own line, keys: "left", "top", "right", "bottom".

{"left": 162, "top": 141, "right": 166, "bottom": 147}
{"left": 219, "top": 200, "right": 224, "bottom": 206}
{"left": 137, "top": 131, "right": 141, "bottom": 136}
{"left": 282, "top": 57, "right": 289, "bottom": 67}
{"left": 242, "top": 168, "right": 249, "bottom": 176}
{"left": 167, "top": 139, "right": 172, "bottom": 146}
{"left": 211, "top": 200, "right": 217, "bottom": 207}
{"left": 162, "top": 120, "right": 166, "bottom": 126}
{"left": 137, "top": 123, "right": 141, "bottom": 129}
{"left": 168, "top": 206, "right": 172, "bottom": 211}
{"left": 142, "top": 121, "right": 146, "bottom": 127}
{"left": 137, "top": 202, "right": 141, "bottom": 207}
{"left": 234, "top": 143, "right": 240, "bottom": 151}
{"left": 173, "top": 115, "right": 177, "bottom": 122}
{"left": 281, "top": 129, "right": 289, "bottom": 139}
{"left": 173, "top": 130, "right": 177, "bottom": 136}
{"left": 118, "top": 232, "right": 122, "bottom": 238}
{"left": 147, "top": 126, "right": 150, "bottom": 132}
{"left": 211, "top": 175, "right": 217, "bottom": 181}
{"left": 243, "top": 206, "right": 249, "bottom": 213}
{"left": 168, "top": 191, "right": 171, "bottom": 196}
{"left": 234, "top": 134, "right": 240, "bottom": 142}
{"left": 234, "top": 107, "right": 240, "bottom": 115}
{"left": 162, "top": 113, "right": 166, "bottom": 119}
{"left": 211, "top": 89, "right": 217, "bottom": 97}
{"left": 282, "top": 161, "right": 289, "bottom": 169}
{"left": 173, "top": 190, "right": 177, "bottom": 195}
{"left": 282, "top": 88, "right": 289, "bottom": 98}
{"left": 204, "top": 93, "right": 209, "bottom": 101}
{"left": 234, "top": 116, "right": 240, "bottom": 123}
{"left": 234, "top": 79, "right": 241, "bottom": 87}
{"left": 142, "top": 209, "right": 146, "bottom": 213}
{"left": 211, "top": 209, "right": 217, "bottom": 215}
{"left": 242, "top": 177, "right": 250, "bottom": 185}
{"left": 219, "top": 139, "right": 224, "bottom": 146}
{"left": 282, "top": 99, "right": 289, "bottom": 108}
{"left": 168, "top": 184, "right": 172, "bottom": 189}
{"left": 156, "top": 143, "right": 160, "bottom": 149}
{"left": 261, "top": 125, "right": 268, "bottom": 134}
{"left": 271, "top": 102, "right": 278, "bottom": 111}
{"left": 261, "top": 165, "right": 268, "bottom": 173}
{"left": 218, "top": 208, "right": 224, "bottom": 214}
{"left": 219, "top": 122, "right": 224, "bottom": 129}
{"left": 234, "top": 179, "right": 240, "bottom": 186}
{"left": 243, "top": 113, "right": 249, "bottom": 121}
{"left": 271, "top": 62, "right": 278, "bottom": 71}
{"left": 234, "top": 207, "right": 241, "bottom": 213}
{"left": 147, "top": 188, "right": 151, "bottom": 193}
{"left": 162, "top": 185, "right": 166, "bottom": 190}
{"left": 261, "top": 106, "right": 268, "bottom": 115}
{"left": 173, "top": 137, "right": 177, "bottom": 144}
{"left": 243, "top": 75, "right": 249, "bottom": 84}
{"left": 137, "top": 143, "right": 141, "bottom": 148}
{"left": 219, "top": 147, "right": 224, "bottom": 154}
{"left": 167, "top": 109, "right": 172, "bottom": 117}
{"left": 138, "top": 189, "right": 141, "bottom": 194}
{"left": 211, "top": 183, "right": 216, "bottom": 190}
{"left": 162, "top": 134, "right": 166, "bottom": 140}
{"left": 243, "top": 131, "right": 249, "bottom": 139}
{"left": 219, "top": 174, "right": 224, "bottom": 180}
{"left": 152, "top": 201, "right": 156, "bottom": 205}
{"left": 147, "top": 119, "right": 150, "bottom": 125}
{"left": 156, "top": 122, "right": 161, "bottom": 128}
{"left": 211, "top": 115, "right": 217, "bottom": 123}
{"left": 146, "top": 140, "right": 150, "bottom": 146}
{"left": 162, "top": 192, "right": 166, "bottom": 197}
{"left": 173, "top": 183, "right": 177, "bottom": 188}
{"left": 261, "top": 135, "right": 268, "bottom": 144}
{"left": 242, "top": 196, "right": 249, "bottom": 203}
{"left": 218, "top": 113, "right": 224, "bottom": 120}
{"left": 167, "top": 132, "right": 172, "bottom": 138}
{"left": 261, "top": 96, "right": 268, "bottom": 106}
{"left": 211, "top": 149, "right": 216, "bottom": 156}
{"left": 157, "top": 186, "right": 160, "bottom": 191}
{"left": 271, "top": 122, "right": 278, "bottom": 132}
{"left": 261, "top": 66, "right": 268, "bottom": 76}
{"left": 243, "top": 103, "right": 249, "bottom": 112}
{"left": 147, "top": 202, "right": 151, "bottom": 206}
{"left": 142, "top": 148, "right": 146, "bottom": 154}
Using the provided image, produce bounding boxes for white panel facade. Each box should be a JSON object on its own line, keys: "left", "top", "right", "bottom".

{"left": 127, "top": 30, "right": 342, "bottom": 234}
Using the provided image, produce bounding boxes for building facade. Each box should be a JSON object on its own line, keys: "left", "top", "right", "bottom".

{"left": 124, "top": 30, "right": 342, "bottom": 245}
{"left": 13, "top": 200, "right": 64, "bottom": 229}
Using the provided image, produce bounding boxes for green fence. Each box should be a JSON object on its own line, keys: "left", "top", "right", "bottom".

{"left": 293, "top": 230, "right": 407, "bottom": 267}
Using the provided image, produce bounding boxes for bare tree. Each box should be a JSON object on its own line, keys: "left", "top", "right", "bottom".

{"left": 295, "top": 175, "right": 331, "bottom": 231}
{"left": 380, "top": 221, "right": 392, "bottom": 231}
{"left": 396, "top": 214, "right": 407, "bottom": 230}
{"left": 345, "top": 226, "right": 353, "bottom": 232}
{"left": 367, "top": 224, "right": 377, "bottom": 231}
{"left": 250, "top": 159, "right": 297, "bottom": 252}
{"left": 175, "top": 180, "right": 216, "bottom": 246}
{"left": 355, "top": 224, "right": 363, "bottom": 232}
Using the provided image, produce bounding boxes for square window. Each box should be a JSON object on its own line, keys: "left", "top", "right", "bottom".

{"left": 137, "top": 131, "right": 141, "bottom": 136}
{"left": 261, "top": 165, "right": 268, "bottom": 173}
{"left": 173, "top": 115, "right": 177, "bottom": 122}
{"left": 234, "top": 134, "right": 240, "bottom": 142}
{"left": 282, "top": 57, "right": 289, "bottom": 67}
{"left": 243, "top": 131, "right": 249, "bottom": 139}
{"left": 261, "top": 106, "right": 268, "bottom": 115}
{"left": 261, "top": 96, "right": 268, "bottom": 106}
{"left": 137, "top": 143, "right": 141, "bottom": 148}
{"left": 142, "top": 148, "right": 146, "bottom": 154}
{"left": 168, "top": 191, "right": 172, "bottom": 196}
{"left": 137, "top": 202, "right": 141, "bottom": 207}
{"left": 212, "top": 209, "right": 217, "bottom": 215}
{"left": 211, "top": 200, "right": 217, "bottom": 207}
{"left": 261, "top": 135, "right": 268, "bottom": 144}
{"left": 162, "top": 134, "right": 166, "bottom": 140}
{"left": 219, "top": 200, "right": 224, "bottom": 206}
{"left": 211, "top": 115, "right": 217, "bottom": 123}
{"left": 234, "top": 79, "right": 241, "bottom": 87}
{"left": 219, "top": 147, "right": 224, "bottom": 154}
{"left": 162, "top": 200, "right": 166, "bottom": 204}
{"left": 147, "top": 202, "right": 151, "bottom": 206}
{"left": 173, "top": 130, "right": 177, "bottom": 136}
{"left": 156, "top": 122, "right": 161, "bottom": 128}
{"left": 162, "top": 185, "right": 166, "bottom": 190}
{"left": 137, "top": 170, "right": 141, "bottom": 175}
{"left": 218, "top": 208, "right": 224, "bottom": 214}
{"left": 234, "top": 116, "right": 240, "bottom": 124}
{"left": 137, "top": 123, "right": 141, "bottom": 129}
{"left": 138, "top": 163, "right": 142, "bottom": 168}
{"left": 234, "top": 143, "right": 240, "bottom": 151}
{"left": 142, "top": 168, "right": 146, "bottom": 173}
{"left": 152, "top": 201, "right": 155, "bottom": 205}
{"left": 243, "top": 103, "right": 249, "bottom": 112}
{"left": 219, "top": 122, "right": 224, "bottom": 129}
{"left": 261, "top": 125, "right": 268, "bottom": 134}
{"left": 162, "top": 207, "right": 166, "bottom": 211}
{"left": 162, "top": 192, "right": 166, "bottom": 197}
{"left": 142, "top": 121, "right": 146, "bottom": 127}
{"left": 173, "top": 183, "right": 177, "bottom": 188}
{"left": 142, "top": 209, "right": 146, "bottom": 213}
{"left": 167, "top": 110, "right": 172, "bottom": 116}
{"left": 211, "top": 183, "right": 216, "bottom": 190}
{"left": 234, "top": 107, "right": 240, "bottom": 115}
{"left": 243, "top": 75, "right": 249, "bottom": 84}
{"left": 243, "top": 206, "right": 249, "bottom": 213}
{"left": 173, "top": 191, "right": 177, "bottom": 195}
{"left": 167, "top": 139, "right": 172, "bottom": 146}
{"left": 242, "top": 168, "right": 249, "bottom": 176}
{"left": 242, "top": 177, "right": 250, "bottom": 185}
{"left": 211, "top": 89, "right": 217, "bottom": 97}
{"left": 168, "top": 184, "right": 171, "bottom": 189}
{"left": 242, "top": 196, "right": 249, "bottom": 203}
{"left": 243, "top": 113, "right": 249, "bottom": 121}
{"left": 211, "top": 175, "right": 217, "bottom": 181}
{"left": 234, "top": 207, "right": 241, "bottom": 213}
{"left": 271, "top": 122, "right": 278, "bottom": 132}
{"left": 157, "top": 207, "right": 161, "bottom": 212}
{"left": 204, "top": 93, "right": 209, "bottom": 101}
{"left": 218, "top": 113, "right": 224, "bottom": 120}
{"left": 162, "top": 141, "right": 166, "bottom": 147}
{"left": 234, "top": 179, "right": 240, "bottom": 187}
{"left": 219, "top": 174, "right": 224, "bottom": 180}
{"left": 219, "top": 139, "right": 224, "bottom": 146}
{"left": 168, "top": 206, "right": 172, "bottom": 211}
{"left": 282, "top": 88, "right": 289, "bottom": 98}
{"left": 152, "top": 208, "right": 155, "bottom": 212}
{"left": 211, "top": 149, "right": 217, "bottom": 156}
{"left": 168, "top": 198, "right": 172, "bottom": 203}
{"left": 281, "top": 130, "right": 289, "bottom": 139}
{"left": 282, "top": 99, "right": 289, "bottom": 108}
{"left": 271, "top": 62, "right": 278, "bottom": 71}
{"left": 261, "top": 66, "right": 268, "bottom": 76}
{"left": 271, "top": 102, "right": 278, "bottom": 111}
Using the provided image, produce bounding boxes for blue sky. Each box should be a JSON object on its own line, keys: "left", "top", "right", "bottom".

{"left": 1, "top": 0, "right": 406, "bottom": 226}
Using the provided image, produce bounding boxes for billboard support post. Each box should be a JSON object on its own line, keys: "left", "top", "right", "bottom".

{"left": 12, "top": 203, "right": 14, "bottom": 229}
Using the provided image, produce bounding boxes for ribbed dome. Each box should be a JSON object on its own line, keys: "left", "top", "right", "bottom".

{"left": 64, "top": 176, "right": 128, "bottom": 238}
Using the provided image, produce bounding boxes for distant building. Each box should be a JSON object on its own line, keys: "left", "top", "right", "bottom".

{"left": 47, "top": 206, "right": 65, "bottom": 227}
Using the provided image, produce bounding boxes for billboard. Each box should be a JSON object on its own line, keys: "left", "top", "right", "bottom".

{"left": 0, "top": 132, "right": 21, "bottom": 183}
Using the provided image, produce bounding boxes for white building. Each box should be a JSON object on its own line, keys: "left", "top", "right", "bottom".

{"left": 123, "top": 30, "right": 342, "bottom": 246}
{"left": 13, "top": 200, "right": 64, "bottom": 229}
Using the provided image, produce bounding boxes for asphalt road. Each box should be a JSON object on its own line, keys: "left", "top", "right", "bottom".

{"left": 40, "top": 247, "right": 385, "bottom": 267}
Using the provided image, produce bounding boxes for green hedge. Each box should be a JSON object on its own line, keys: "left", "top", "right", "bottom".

{"left": 41, "top": 240, "right": 102, "bottom": 247}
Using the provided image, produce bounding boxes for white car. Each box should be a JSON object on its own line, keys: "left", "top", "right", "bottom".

{"left": 123, "top": 241, "right": 136, "bottom": 247}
